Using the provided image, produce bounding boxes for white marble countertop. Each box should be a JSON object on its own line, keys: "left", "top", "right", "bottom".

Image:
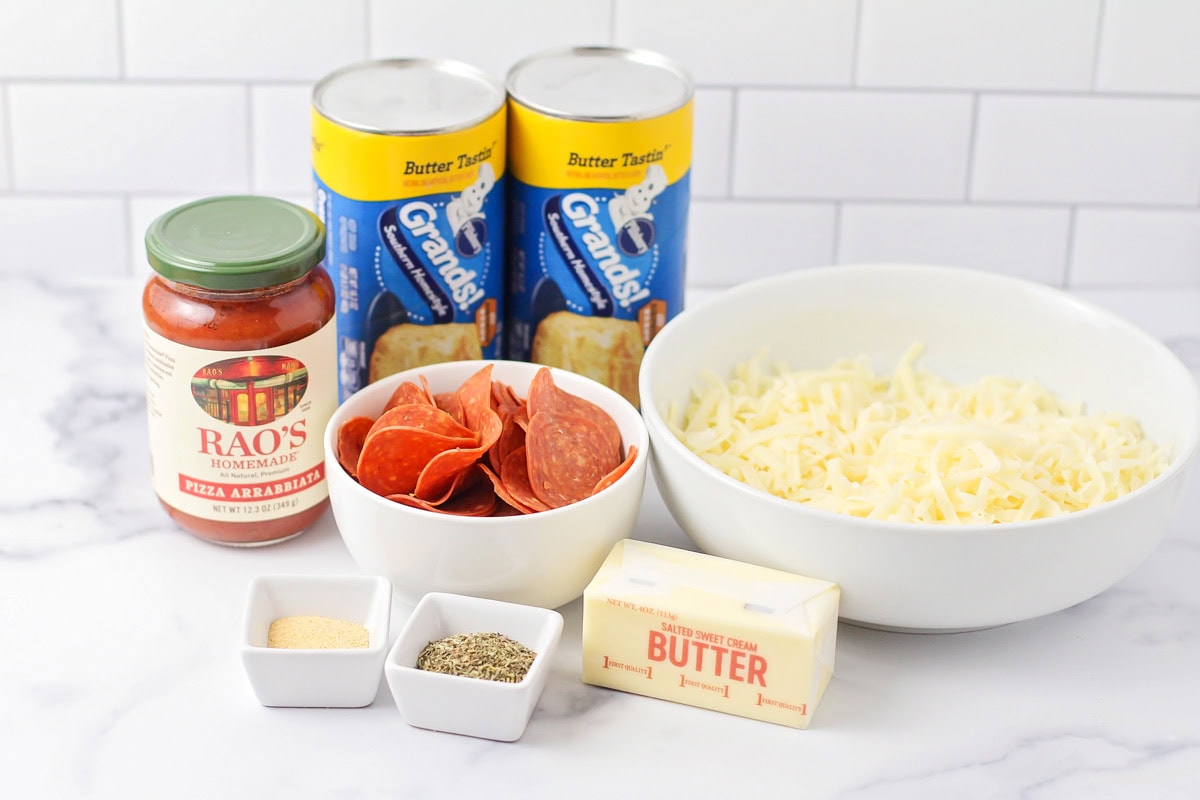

{"left": 2, "top": 276, "right": 1199, "bottom": 800}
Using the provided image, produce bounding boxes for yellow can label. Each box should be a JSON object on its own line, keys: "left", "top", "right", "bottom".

{"left": 507, "top": 100, "right": 693, "bottom": 190}
{"left": 312, "top": 107, "right": 507, "bottom": 202}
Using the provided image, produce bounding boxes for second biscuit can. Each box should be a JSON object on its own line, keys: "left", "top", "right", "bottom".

{"left": 313, "top": 59, "right": 506, "bottom": 401}
{"left": 506, "top": 47, "right": 693, "bottom": 407}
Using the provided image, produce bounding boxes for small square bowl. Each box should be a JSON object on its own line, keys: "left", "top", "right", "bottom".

{"left": 241, "top": 574, "right": 392, "bottom": 708}
{"left": 385, "top": 592, "right": 563, "bottom": 741}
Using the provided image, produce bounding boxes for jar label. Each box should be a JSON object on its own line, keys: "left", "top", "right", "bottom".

{"left": 143, "top": 322, "right": 337, "bottom": 522}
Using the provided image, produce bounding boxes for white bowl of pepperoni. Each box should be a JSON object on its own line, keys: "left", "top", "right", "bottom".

{"left": 640, "top": 264, "right": 1200, "bottom": 631}
{"left": 324, "top": 359, "right": 649, "bottom": 609}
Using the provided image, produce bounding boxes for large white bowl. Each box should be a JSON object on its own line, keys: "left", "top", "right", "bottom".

{"left": 324, "top": 360, "right": 649, "bottom": 609}
{"left": 639, "top": 264, "right": 1200, "bottom": 631}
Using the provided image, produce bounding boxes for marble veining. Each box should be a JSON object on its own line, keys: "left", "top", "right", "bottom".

{"left": 1, "top": 277, "right": 1198, "bottom": 799}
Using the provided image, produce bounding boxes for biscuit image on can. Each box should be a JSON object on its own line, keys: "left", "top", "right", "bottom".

{"left": 531, "top": 312, "right": 643, "bottom": 407}
{"left": 369, "top": 322, "right": 482, "bottom": 383}
{"left": 506, "top": 47, "right": 693, "bottom": 407}
{"left": 312, "top": 59, "right": 506, "bottom": 401}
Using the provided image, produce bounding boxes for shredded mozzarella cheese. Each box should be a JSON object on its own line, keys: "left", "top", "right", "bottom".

{"left": 668, "top": 345, "right": 1168, "bottom": 524}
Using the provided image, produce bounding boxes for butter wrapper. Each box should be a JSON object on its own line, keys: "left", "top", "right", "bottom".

{"left": 582, "top": 539, "right": 839, "bottom": 729}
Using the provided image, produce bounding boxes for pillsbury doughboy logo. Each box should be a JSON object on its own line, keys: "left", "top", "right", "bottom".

{"left": 609, "top": 164, "right": 665, "bottom": 256}
{"left": 446, "top": 163, "right": 495, "bottom": 258}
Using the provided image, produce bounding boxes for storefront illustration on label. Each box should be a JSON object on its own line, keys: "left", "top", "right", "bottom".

{"left": 191, "top": 355, "right": 309, "bottom": 426}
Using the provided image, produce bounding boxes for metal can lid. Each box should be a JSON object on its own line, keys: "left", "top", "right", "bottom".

{"left": 145, "top": 196, "right": 325, "bottom": 291}
{"left": 506, "top": 47, "right": 693, "bottom": 122}
{"left": 313, "top": 58, "right": 505, "bottom": 135}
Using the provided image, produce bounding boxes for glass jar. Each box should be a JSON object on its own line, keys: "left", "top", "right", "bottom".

{"left": 142, "top": 196, "right": 337, "bottom": 546}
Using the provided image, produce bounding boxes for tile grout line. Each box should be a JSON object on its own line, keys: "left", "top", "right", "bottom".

{"left": 1089, "top": 0, "right": 1107, "bottom": 92}
{"left": 116, "top": 0, "right": 129, "bottom": 274}
{"left": 245, "top": 84, "right": 255, "bottom": 192}
{"left": 964, "top": 92, "right": 980, "bottom": 201}
{"left": 1, "top": 82, "right": 14, "bottom": 190}
{"left": 849, "top": 0, "right": 863, "bottom": 86}
{"left": 362, "top": 0, "right": 372, "bottom": 58}
{"left": 1062, "top": 205, "right": 1078, "bottom": 288}
{"left": 123, "top": 193, "right": 136, "bottom": 276}
{"left": 831, "top": 202, "right": 843, "bottom": 264}
{"left": 114, "top": 0, "right": 127, "bottom": 78}
{"left": 724, "top": 89, "right": 738, "bottom": 199}
{"left": 841, "top": 0, "right": 864, "bottom": 262}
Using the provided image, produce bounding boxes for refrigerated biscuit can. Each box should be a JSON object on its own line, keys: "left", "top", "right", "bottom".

{"left": 312, "top": 59, "right": 507, "bottom": 401}
{"left": 505, "top": 47, "right": 693, "bottom": 407}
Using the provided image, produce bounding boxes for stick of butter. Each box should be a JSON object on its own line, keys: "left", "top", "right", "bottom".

{"left": 582, "top": 539, "right": 840, "bottom": 729}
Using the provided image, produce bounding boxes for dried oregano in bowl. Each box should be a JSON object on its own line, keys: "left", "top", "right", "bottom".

{"left": 416, "top": 632, "right": 537, "bottom": 683}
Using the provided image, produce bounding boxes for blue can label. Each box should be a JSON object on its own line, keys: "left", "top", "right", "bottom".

{"left": 315, "top": 166, "right": 504, "bottom": 401}
{"left": 507, "top": 167, "right": 689, "bottom": 364}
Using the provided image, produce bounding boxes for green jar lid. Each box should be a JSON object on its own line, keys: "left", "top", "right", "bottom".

{"left": 146, "top": 196, "right": 325, "bottom": 290}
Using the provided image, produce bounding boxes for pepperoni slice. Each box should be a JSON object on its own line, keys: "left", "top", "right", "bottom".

{"left": 433, "top": 391, "right": 466, "bottom": 427}
{"left": 414, "top": 410, "right": 503, "bottom": 502}
{"left": 488, "top": 407, "right": 526, "bottom": 473}
{"left": 591, "top": 444, "right": 638, "bottom": 495}
{"left": 384, "top": 492, "right": 438, "bottom": 511}
{"left": 384, "top": 381, "right": 432, "bottom": 411}
{"left": 491, "top": 380, "right": 508, "bottom": 408}
{"left": 389, "top": 467, "right": 497, "bottom": 517}
{"left": 457, "top": 364, "right": 496, "bottom": 432}
{"left": 500, "top": 447, "right": 551, "bottom": 513}
{"left": 357, "top": 426, "right": 475, "bottom": 496}
{"left": 492, "top": 380, "right": 522, "bottom": 413}
{"left": 336, "top": 416, "right": 375, "bottom": 479}
{"left": 526, "top": 411, "right": 615, "bottom": 509}
{"left": 412, "top": 460, "right": 473, "bottom": 506}
{"left": 369, "top": 403, "right": 476, "bottom": 442}
{"left": 436, "top": 469, "right": 498, "bottom": 516}
{"left": 479, "top": 463, "right": 537, "bottom": 514}
{"left": 418, "top": 374, "right": 436, "bottom": 405}
{"left": 527, "top": 367, "right": 621, "bottom": 464}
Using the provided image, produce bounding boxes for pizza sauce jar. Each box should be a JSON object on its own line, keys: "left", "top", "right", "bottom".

{"left": 142, "top": 196, "right": 337, "bottom": 546}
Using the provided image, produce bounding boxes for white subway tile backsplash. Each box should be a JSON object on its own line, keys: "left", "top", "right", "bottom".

{"left": 857, "top": 0, "right": 1099, "bottom": 91}
{"left": 0, "top": 1, "right": 120, "bottom": 78}
{"left": 8, "top": 84, "right": 249, "bottom": 193}
{"left": 1071, "top": 208, "right": 1200, "bottom": 287}
{"left": 122, "top": 0, "right": 366, "bottom": 80}
{"left": 251, "top": 85, "right": 313, "bottom": 195}
{"left": 368, "top": 0, "right": 611, "bottom": 82}
{"left": 0, "top": 197, "right": 127, "bottom": 274}
{"left": 691, "top": 90, "right": 733, "bottom": 198}
{"left": 0, "top": 0, "right": 1198, "bottom": 288}
{"left": 839, "top": 204, "right": 1071, "bottom": 284}
{"left": 687, "top": 201, "right": 836, "bottom": 286}
{"left": 613, "top": 0, "right": 856, "bottom": 86}
{"left": 1096, "top": 0, "right": 1200, "bottom": 95}
{"left": 971, "top": 95, "right": 1200, "bottom": 205}
{"left": 733, "top": 90, "right": 973, "bottom": 200}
